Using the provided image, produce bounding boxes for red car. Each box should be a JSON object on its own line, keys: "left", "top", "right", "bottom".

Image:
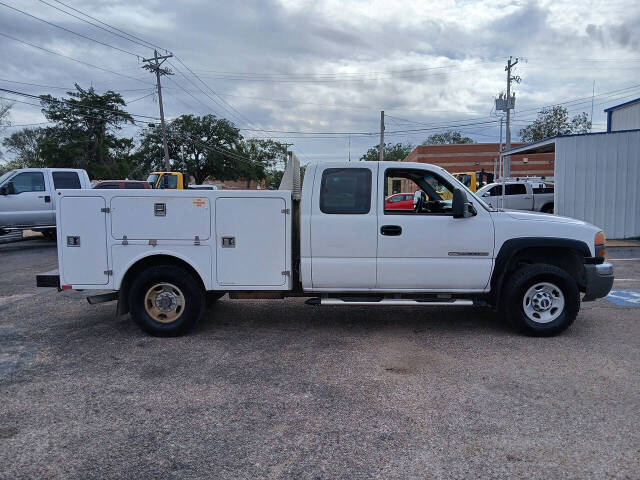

{"left": 93, "top": 180, "right": 152, "bottom": 190}
{"left": 385, "top": 192, "right": 414, "bottom": 210}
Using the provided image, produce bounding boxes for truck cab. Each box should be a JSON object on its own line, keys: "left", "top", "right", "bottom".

{"left": 40, "top": 160, "right": 613, "bottom": 338}
{"left": 478, "top": 180, "right": 554, "bottom": 213}
{"left": 0, "top": 168, "right": 90, "bottom": 238}
{"left": 146, "top": 172, "right": 187, "bottom": 189}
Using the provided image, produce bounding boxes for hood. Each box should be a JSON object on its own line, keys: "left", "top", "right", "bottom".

{"left": 502, "top": 210, "right": 591, "bottom": 226}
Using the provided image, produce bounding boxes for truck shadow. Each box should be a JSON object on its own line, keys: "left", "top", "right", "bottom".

{"left": 197, "top": 297, "right": 509, "bottom": 337}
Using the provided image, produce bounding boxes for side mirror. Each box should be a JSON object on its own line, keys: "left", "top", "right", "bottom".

{"left": 452, "top": 187, "right": 476, "bottom": 218}
{"left": 0, "top": 182, "right": 14, "bottom": 195}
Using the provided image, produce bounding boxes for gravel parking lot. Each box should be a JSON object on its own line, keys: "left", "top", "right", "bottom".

{"left": 1, "top": 238, "right": 639, "bottom": 479}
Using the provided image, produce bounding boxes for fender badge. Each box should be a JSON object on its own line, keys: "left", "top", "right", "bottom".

{"left": 193, "top": 198, "right": 206, "bottom": 207}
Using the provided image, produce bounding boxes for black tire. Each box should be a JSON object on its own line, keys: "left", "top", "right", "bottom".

{"left": 503, "top": 264, "right": 580, "bottom": 336}
{"left": 128, "top": 264, "right": 205, "bottom": 337}
{"left": 206, "top": 291, "right": 226, "bottom": 304}
{"left": 42, "top": 228, "right": 57, "bottom": 241}
{"left": 541, "top": 203, "right": 554, "bottom": 214}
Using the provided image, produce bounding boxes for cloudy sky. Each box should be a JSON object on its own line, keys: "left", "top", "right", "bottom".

{"left": 1, "top": 0, "right": 639, "bottom": 164}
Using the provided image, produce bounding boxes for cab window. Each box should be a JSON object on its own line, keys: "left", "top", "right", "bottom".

{"left": 384, "top": 168, "right": 455, "bottom": 215}
{"left": 52, "top": 172, "right": 81, "bottom": 189}
{"left": 11, "top": 172, "right": 45, "bottom": 193}
{"left": 505, "top": 184, "right": 527, "bottom": 195}
{"left": 320, "top": 168, "right": 371, "bottom": 214}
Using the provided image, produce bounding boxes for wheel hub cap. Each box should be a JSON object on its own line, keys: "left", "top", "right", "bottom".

{"left": 144, "top": 283, "right": 185, "bottom": 324}
{"left": 155, "top": 291, "right": 177, "bottom": 312}
{"left": 531, "top": 292, "right": 553, "bottom": 312}
{"left": 522, "top": 282, "right": 565, "bottom": 324}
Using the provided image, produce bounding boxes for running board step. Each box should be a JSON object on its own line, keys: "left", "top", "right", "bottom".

{"left": 305, "top": 298, "right": 474, "bottom": 306}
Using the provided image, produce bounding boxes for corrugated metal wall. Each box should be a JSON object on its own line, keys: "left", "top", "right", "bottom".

{"left": 555, "top": 131, "right": 640, "bottom": 239}
{"left": 611, "top": 103, "right": 640, "bottom": 131}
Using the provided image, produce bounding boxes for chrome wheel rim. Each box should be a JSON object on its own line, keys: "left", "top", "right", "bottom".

{"left": 144, "top": 283, "right": 185, "bottom": 323}
{"left": 522, "top": 282, "right": 565, "bottom": 324}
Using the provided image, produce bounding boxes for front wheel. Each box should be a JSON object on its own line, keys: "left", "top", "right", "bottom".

{"left": 503, "top": 264, "right": 580, "bottom": 336}
{"left": 129, "top": 264, "right": 205, "bottom": 336}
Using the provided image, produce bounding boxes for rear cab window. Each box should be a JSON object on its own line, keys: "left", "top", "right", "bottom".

{"left": 320, "top": 168, "right": 372, "bottom": 214}
{"left": 52, "top": 171, "right": 81, "bottom": 189}
{"left": 505, "top": 184, "right": 527, "bottom": 195}
{"left": 125, "top": 183, "right": 146, "bottom": 189}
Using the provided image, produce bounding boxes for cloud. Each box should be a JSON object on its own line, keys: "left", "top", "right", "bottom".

{"left": 1, "top": 0, "right": 639, "bottom": 160}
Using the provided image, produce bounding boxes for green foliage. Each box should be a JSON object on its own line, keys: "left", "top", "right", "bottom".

{"left": 520, "top": 106, "right": 591, "bottom": 143}
{"left": 360, "top": 142, "right": 414, "bottom": 162}
{"left": 38, "top": 84, "right": 134, "bottom": 179}
{"left": 2, "top": 128, "right": 45, "bottom": 169}
{"left": 135, "top": 115, "right": 287, "bottom": 184}
{"left": 423, "top": 130, "right": 475, "bottom": 145}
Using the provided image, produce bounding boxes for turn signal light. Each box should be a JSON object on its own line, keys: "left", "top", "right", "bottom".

{"left": 594, "top": 231, "right": 606, "bottom": 258}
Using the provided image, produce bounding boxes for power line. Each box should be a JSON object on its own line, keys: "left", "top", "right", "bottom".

{"left": 49, "top": 0, "right": 170, "bottom": 53}
{"left": 0, "top": 77, "right": 154, "bottom": 92}
{"left": 0, "top": 31, "right": 152, "bottom": 85}
{"left": 0, "top": 1, "right": 143, "bottom": 58}
{"left": 0, "top": 87, "right": 160, "bottom": 120}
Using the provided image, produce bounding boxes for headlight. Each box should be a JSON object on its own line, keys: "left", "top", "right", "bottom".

{"left": 594, "top": 231, "right": 606, "bottom": 259}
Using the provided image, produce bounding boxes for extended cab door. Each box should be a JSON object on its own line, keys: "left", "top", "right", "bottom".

{"left": 503, "top": 183, "right": 533, "bottom": 210}
{"left": 376, "top": 166, "right": 494, "bottom": 291}
{"left": 0, "top": 170, "right": 53, "bottom": 227}
{"left": 310, "top": 164, "right": 378, "bottom": 289}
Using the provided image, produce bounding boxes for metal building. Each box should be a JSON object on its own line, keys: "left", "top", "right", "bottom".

{"left": 605, "top": 97, "right": 640, "bottom": 132}
{"left": 504, "top": 129, "right": 640, "bottom": 239}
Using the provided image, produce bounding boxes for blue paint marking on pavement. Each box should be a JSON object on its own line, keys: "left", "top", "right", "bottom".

{"left": 606, "top": 290, "right": 640, "bottom": 307}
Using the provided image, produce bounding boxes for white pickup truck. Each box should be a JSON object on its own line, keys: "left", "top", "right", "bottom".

{"left": 477, "top": 180, "right": 555, "bottom": 213}
{"left": 37, "top": 159, "right": 613, "bottom": 337}
{"left": 0, "top": 168, "right": 91, "bottom": 239}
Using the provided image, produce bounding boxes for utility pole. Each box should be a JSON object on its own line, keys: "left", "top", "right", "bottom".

{"left": 379, "top": 110, "right": 385, "bottom": 161}
{"left": 590, "top": 80, "right": 595, "bottom": 133}
{"left": 348, "top": 134, "right": 351, "bottom": 162}
{"left": 142, "top": 50, "right": 173, "bottom": 171}
{"left": 504, "top": 56, "right": 519, "bottom": 177}
{"left": 498, "top": 117, "right": 504, "bottom": 178}
{"left": 282, "top": 143, "right": 293, "bottom": 169}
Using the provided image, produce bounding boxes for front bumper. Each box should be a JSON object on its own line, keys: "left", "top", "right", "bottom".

{"left": 583, "top": 262, "right": 614, "bottom": 301}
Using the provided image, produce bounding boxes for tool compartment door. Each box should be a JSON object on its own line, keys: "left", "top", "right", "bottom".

{"left": 110, "top": 196, "right": 211, "bottom": 240}
{"left": 59, "top": 196, "right": 109, "bottom": 285}
{"left": 215, "top": 197, "right": 287, "bottom": 287}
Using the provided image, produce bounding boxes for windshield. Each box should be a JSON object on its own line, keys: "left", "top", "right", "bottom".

{"left": 439, "top": 169, "right": 493, "bottom": 211}
{"left": 146, "top": 174, "right": 159, "bottom": 188}
{"left": 0, "top": 170, "right": 15, "bottom": 185}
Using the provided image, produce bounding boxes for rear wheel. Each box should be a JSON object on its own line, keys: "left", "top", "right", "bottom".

{"left": 129, "top": 264, "right": 205, "bottom": 336}
{"left": 503, "top": 264, "right": 579, "bottom": 336}
{"left": 42, "top": 228, "right": 57, "bottom": 241}
{"left": 541, "top": 203, "right": 554, "bottom": 214}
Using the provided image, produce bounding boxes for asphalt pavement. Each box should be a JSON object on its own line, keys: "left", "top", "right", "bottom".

{"left": 1, "top": 238, "right": 639, "bottom": 479}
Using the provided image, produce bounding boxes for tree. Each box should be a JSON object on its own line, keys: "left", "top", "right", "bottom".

{"left": 519, "top": 106, "right": 591, "bottom": 143}
{"left": 240, "top": 138, "right": 287, "bottom": 187}
{"left": 135, "top": 115, "right": 285, "bottom": 185}
{"left": 2, "top": 128, "right": 46, "bottom": 169}
{"left": 360, "top": 142, "right": 414, "bottom": 162}
{"left": 37, "top": 84, "right": 134, "bottom": 178}
{"left": 0, "top": 99, "right": 10, "bottom": 131}
{"left": 0, "top": 99, "right": 11, "bottom": 164}
{"left": 422, "top": 130, "right": 475, "bottom": 145}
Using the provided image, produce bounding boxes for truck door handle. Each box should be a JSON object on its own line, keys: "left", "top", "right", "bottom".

{"left": 38, "top": 195, "right": 51, "bottom": 203}
{"left": 380, "top": 225, "right": 402, "bottom": 236}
